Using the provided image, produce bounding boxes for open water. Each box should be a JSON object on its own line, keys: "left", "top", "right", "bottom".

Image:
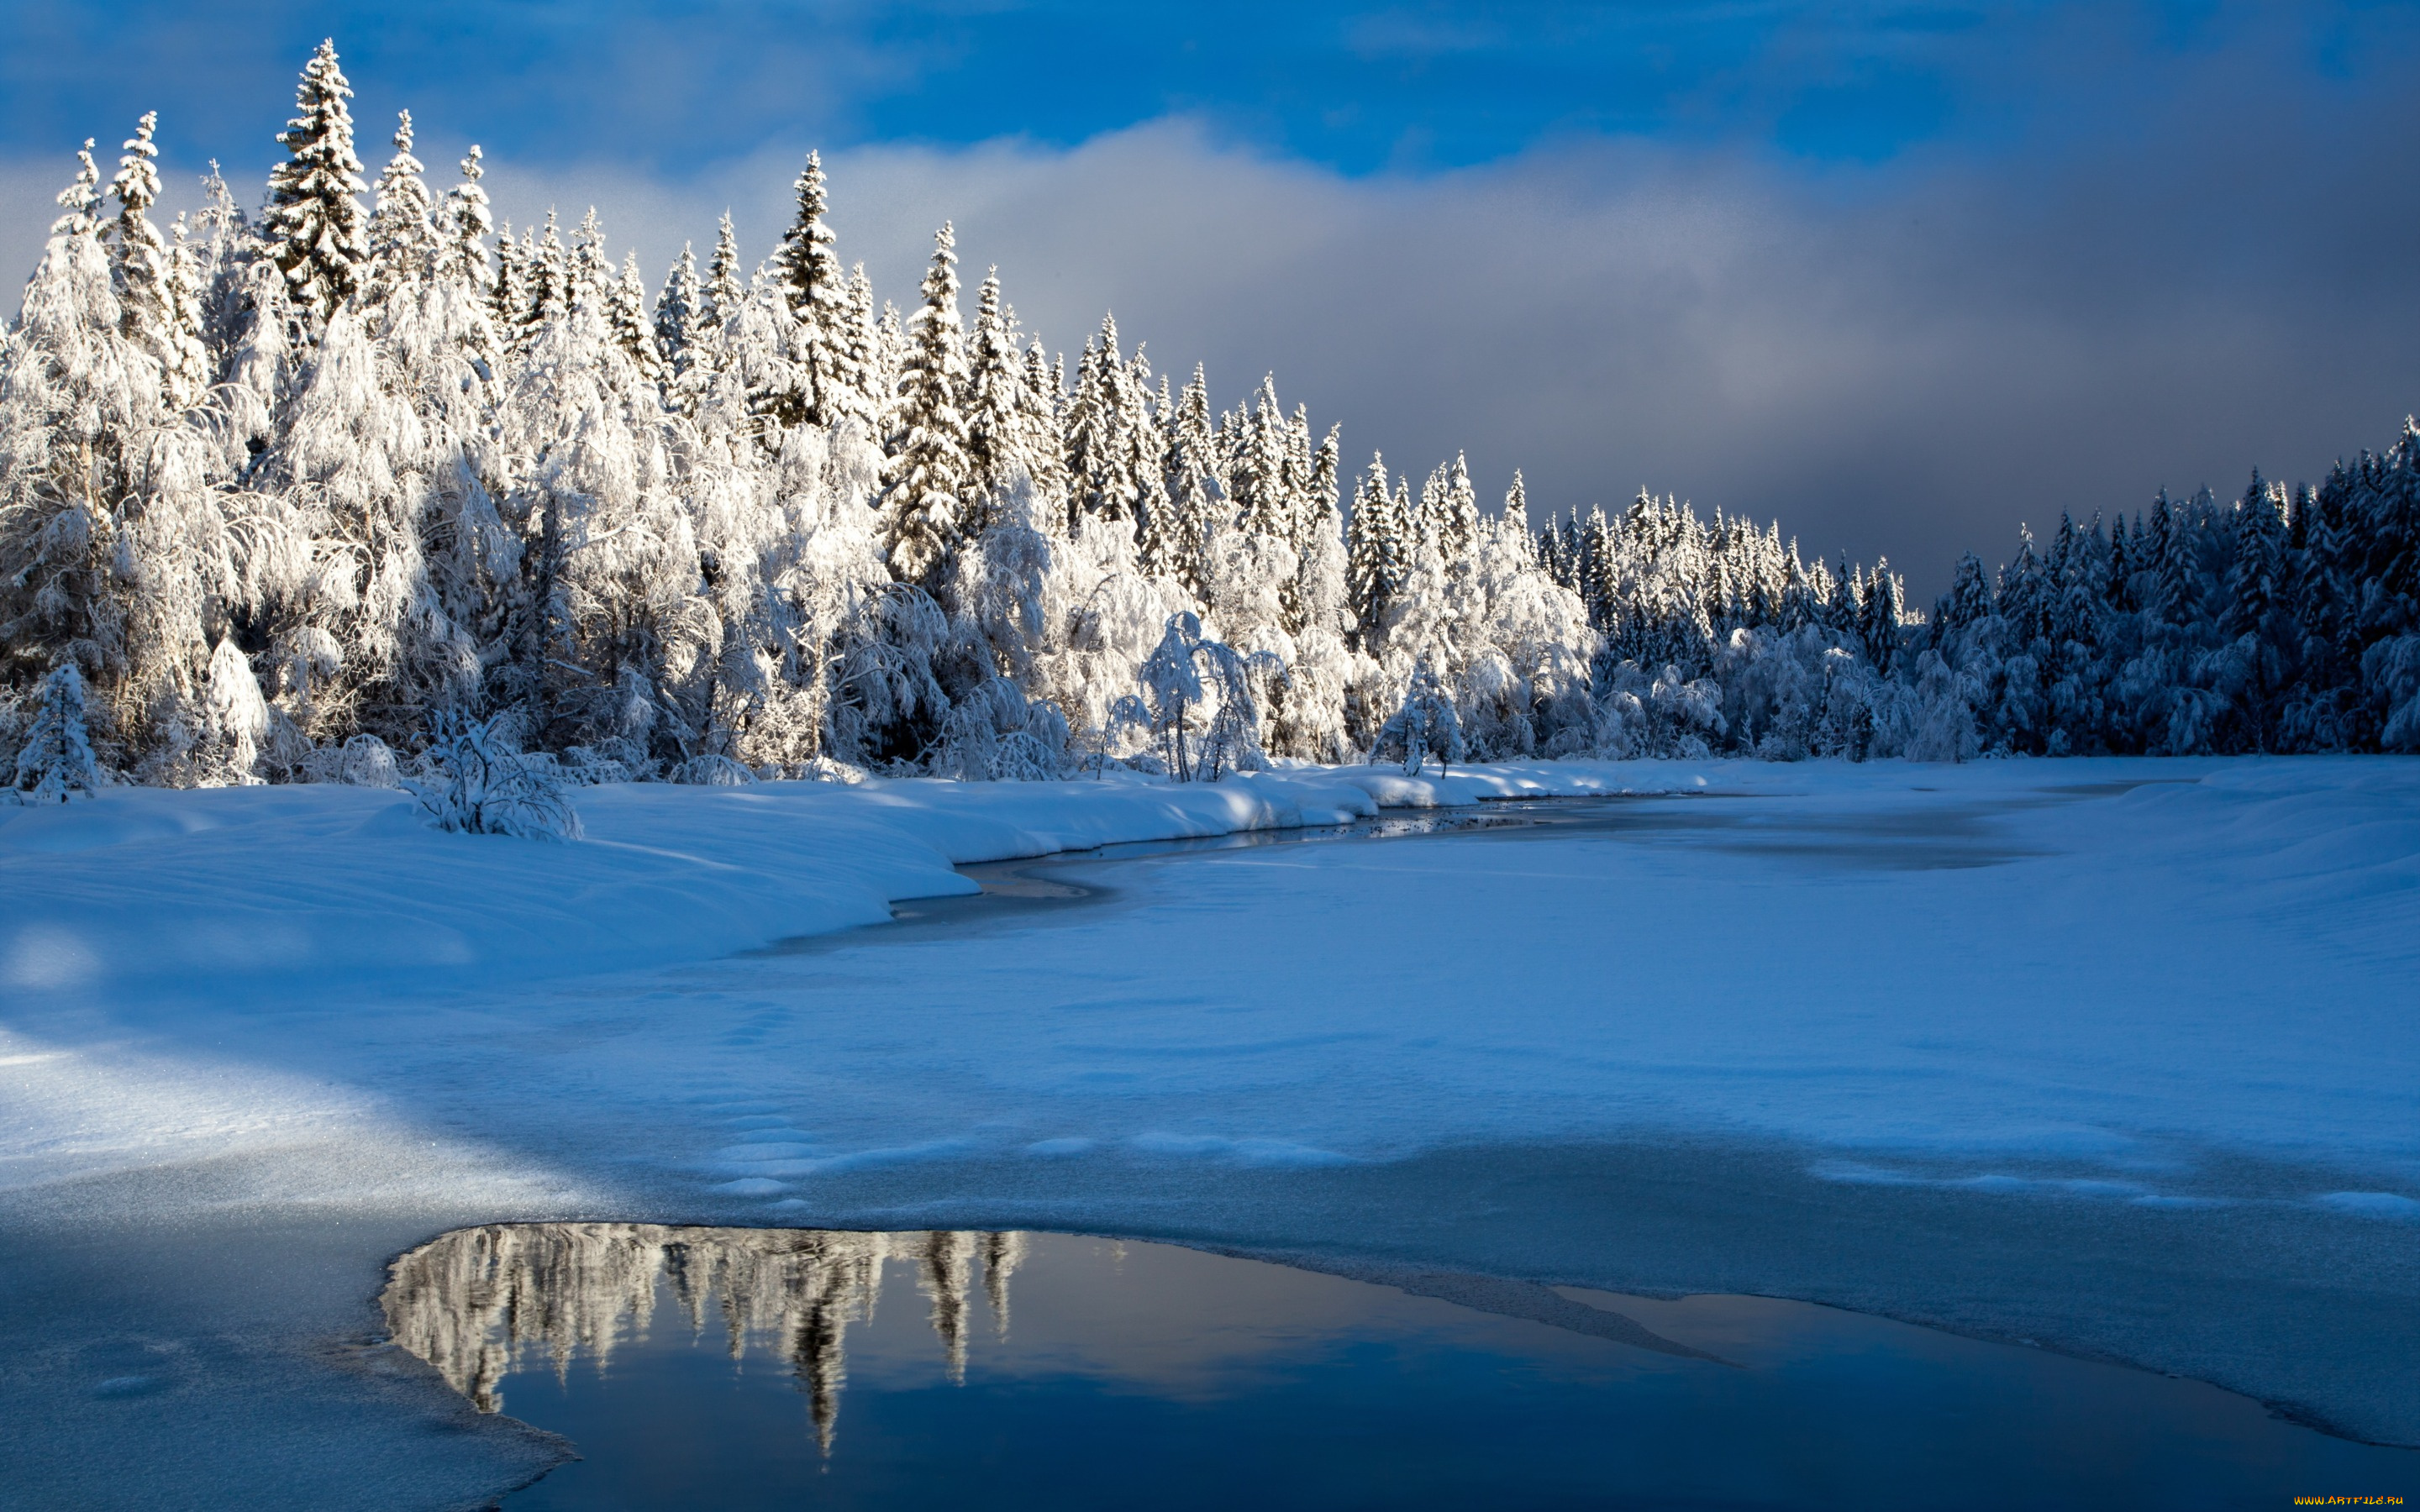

{"left": 382, "top": 1221, "right": 2412, "bottom": 1510}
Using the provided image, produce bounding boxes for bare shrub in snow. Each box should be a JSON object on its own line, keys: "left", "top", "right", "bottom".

{"left": 1372, "top": 657, "right": 1465, "bottom": 775}
{"left": 794, "top": 755, "right": 869, "bottom": 784}
{"left": 2363, "top": 635, "right": 2420, "bottom": 752}
{"left": 1903, "top": 650, "right": 1981, "bottom": 763}
{"left": 929, "top": 677, "right": 1069, "bottom": 781}
{"left": 557, "top": 747, "right": 634, "bottom": 785}
{"left": 1111, "top": 612, "right": 1283, "bottom": 781}
{"left": 299, "top": 732, "right": 402, "bottom": 786}
{"left": 671, "top": 752, "right": 754, "bottom": 785}
{"left": 1581, "top": 658, "right": 1723, "bottom": 760}
{"left": 407, "top": 714, "right": 583, "bottom": 839}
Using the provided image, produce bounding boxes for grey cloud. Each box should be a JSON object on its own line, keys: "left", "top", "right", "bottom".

{"left": 481, "top": 102, "right": 2420, "bottom": 601}
{"left": 0, "top": 158, "right": 68, "bottom": 289}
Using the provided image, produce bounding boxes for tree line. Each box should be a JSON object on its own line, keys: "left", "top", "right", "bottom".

{"left": 3, "top": 41, "right": 2415, "bottom": 800}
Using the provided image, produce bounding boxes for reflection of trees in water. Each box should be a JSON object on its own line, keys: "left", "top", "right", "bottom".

{"left": 918, "top": 1230, "right": 975, "bottom": 1384}
{"left": 381, "top": 1224, "right": 1021, "bottom": 1454}
{"left": 981, "top": 1231, "right": 1026, "bottom": 1339}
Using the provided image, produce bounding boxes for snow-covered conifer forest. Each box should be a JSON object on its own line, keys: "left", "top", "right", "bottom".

{"left": 7, "top": 39, "right": 2420, "bottom": 800}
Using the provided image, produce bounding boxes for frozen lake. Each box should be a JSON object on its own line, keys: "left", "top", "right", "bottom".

{"left": 3, "top": 759, "right": 2416, "bottom": 1507}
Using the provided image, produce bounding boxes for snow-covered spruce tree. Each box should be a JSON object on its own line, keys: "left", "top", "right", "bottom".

{"left": 488, "top": 223, "right": 528, "bottom": 349}
{"left": 2024, "top": 517, "right": 2100, "bottom": 756}
{"left": 1450, "top": 475, "right": 1591, "bottom": 760}
{"left": 159, "top": 215, "right": 213, "bottom": 417}
{"left": 700, "top": 213, "right": 745, "bottom": 334}
{"left": 105, "top": 113, "right": 204, "bottom": 412}
{"left": 259, "top": 300, "right": 488, "bottom": 755}
{"left": 373, "top": 156, "right": 513, "bottom": 748}
{"left": 48, "top": 138, "right": 103, "bottom": 239}
{"left": 104, "top": 115, "right": 163, "bottom": 321}
{"left": 1191, "top": 378, "right": 1349, "bottom": 761}
{"left": 1435, "top": 453, "right": 1481, "bottom": 569}
{"left": 2282, "top": 478, "right": 2355, "bottom": 749}
{"left": 436, "top": 146, "right": 492, "bottom": 290}
{"left": 962, "top": 268, "right": 1033, "bottom": 526}
{"left": 260, "top": 39, "right": 368, "bottom": 328}
{"left": 764, "top": 380, "right": 899, "bottom": 771}
{"left": 1019, "top": 337, "right": 1067, "bottom": 505}
{"left": 2323, "top": 432, "right": 2420, "bottom": 746}
{"left": 691, "top": 279, "right": 888, "bottom": 777}
{"left": 2138, "top": 491, "right": 2215, "bottom": 753}
{"left": 608, "top": 252, "right": 660, "bottom": 382}
{"left": 1062, "top": 315, "right": 1146, "bottom": 537}
{"left": 948, "top": 275, "right": 1071, "bottom": 737}
{"left": 880, "top": 224, "right": 974, "bottom": 592}
{"left": 767, "top": 152, "right": 857, "bottom": 430}
{"left": 0, "top": 139, "right": 245, "bottom": 783}
{"left": 1143, "top": 365, "right": 1220, "bottom": 599}
{"left": 1268, "top": 421, "right": 1355, "bottom": 761}
{"left": 2207, "top": 474, "right": 2291, "bottom": 751}
{"left": 686, "top": 260, "right": 786, "bottom": 459}
{"left": 1226, "top": 375, "right": 1292, "bottom": 542}
{"left": 518, "top": 213, "right": 571, "bottom": 342}
{"left": 364, "top": 112, "right": 440, "bottom": 310}
{"left": 1194, "top": 380, "right": 1299, "bottom": 718}
{"left": 1345, "top": 452, "right": 1403, "bottom": 654}
{"left": 1859, "top": 557, "right": 1905, "bottom": 675}
{"left": 1119, "top": 346, "right": 1171, "bottom": 560}
{"left": 10, "top": 663, "right": 104, "bottom": 801}
{"left": 869, "top": 300, "right": 909, "bottom": 440}
{"left": 1290, "top": 418, "right": 1340, "bottom": 627}
{"left": 508, "top": 222, "right": 715, "bottom": 769}
{"left": 184, "top": 156, "right": 252, "bottom": 343}
{"left": 1923, "top": 551, "right": 2000, "bottom": 720}
{"left": 654, "top": 243, "right": 702, "bottom": 392}
{"left": 567, "top": 208, "right": 612, "bottom": 313}
{"left": 1365, "top": 459, "right": 1477, "bottom": 723}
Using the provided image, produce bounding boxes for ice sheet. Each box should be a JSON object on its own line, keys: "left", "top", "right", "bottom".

{"left": 3, "top": 755, "right": 2417, "bottom": 1506}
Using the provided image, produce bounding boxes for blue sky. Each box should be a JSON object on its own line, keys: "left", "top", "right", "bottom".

{"left": 4, "top": 2, "right": 2417, "bottom": 593}
{"left": 4, "top": 2, "right": 2354, "bottom": 172}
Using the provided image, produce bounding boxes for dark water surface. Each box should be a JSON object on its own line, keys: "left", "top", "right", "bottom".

{"left": 382, "top": 1223, "right": 2410, "bottom": 1511}
{"left": 753, "top": 786, "right": 2088, "bottom": 955}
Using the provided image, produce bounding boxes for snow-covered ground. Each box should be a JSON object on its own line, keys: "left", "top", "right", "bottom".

{"left": 3, "top": 758, "right": 2417, "bottom": 1508}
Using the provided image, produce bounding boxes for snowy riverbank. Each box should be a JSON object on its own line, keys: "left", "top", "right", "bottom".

{"left": 0, "top": 759, "right": 1696, "bottom": 1011}
{"left": 3, "top": 756, "right": 2417, "bottom": 1508}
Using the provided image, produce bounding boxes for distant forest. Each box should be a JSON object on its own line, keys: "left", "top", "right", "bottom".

{"left": 5, "top": 40, "right": 2417, "bottom": 799}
